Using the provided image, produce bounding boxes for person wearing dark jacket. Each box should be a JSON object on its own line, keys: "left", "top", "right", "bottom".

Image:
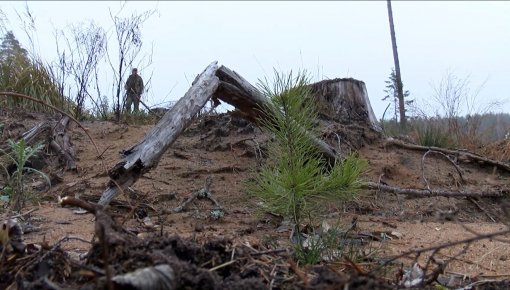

{"left": 124, "top": 68, "right": 144, "bottom": 113}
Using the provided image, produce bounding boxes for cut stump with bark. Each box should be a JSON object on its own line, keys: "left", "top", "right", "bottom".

{"left": 309, "top": 78, "right": 381, "bottom": 132}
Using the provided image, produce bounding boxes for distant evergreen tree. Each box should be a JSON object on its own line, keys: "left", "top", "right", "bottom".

{"left": 0, "top": 31, "right": 31, "bottom": 92}
{"left": 0, "top": 31, "right": 66, "bottom": 111}
{"left": 383, "top": 69, "right": 412, "bottom": 122}
{"left": 0, "top": 31, "right": 29, "bottom": 64}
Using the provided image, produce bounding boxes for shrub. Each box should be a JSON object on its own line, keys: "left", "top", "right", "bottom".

{"left": 411, "top": 118, "right": 453, "bottom": 148}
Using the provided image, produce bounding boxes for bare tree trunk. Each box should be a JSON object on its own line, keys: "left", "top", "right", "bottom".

{"left": 387, "top": 0, "right": 406, "bottom": 130}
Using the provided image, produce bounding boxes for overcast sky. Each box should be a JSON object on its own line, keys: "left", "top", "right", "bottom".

{"left": 3, "top": 1, "right": 509, "bottom": 119}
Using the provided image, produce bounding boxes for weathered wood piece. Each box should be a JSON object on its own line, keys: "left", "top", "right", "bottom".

{"left": 20, "top": 121, "right": 53, "bottom": 145}
{"left": 49, "top": 116, "right": 77, "bottom": 171}
{"left": 98, "top": 62, "right": 220, "bottom": 206}
{"left": 0, "top": 121, "right": 52, "bottom": 155}
{"left": 213, "top": 66, "right": 268, "bottom": 122}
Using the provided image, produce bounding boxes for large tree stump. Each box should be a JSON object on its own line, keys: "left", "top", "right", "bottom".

{"left": 213, "top": 68, "right": 381, "bottom": 135}
{"left": 309, "top": 78, "right": 381, "bottom": 132}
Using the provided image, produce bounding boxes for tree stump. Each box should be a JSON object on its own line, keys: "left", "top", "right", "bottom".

{"left": 310, "top": 78, "right": 381, "bottom": 132}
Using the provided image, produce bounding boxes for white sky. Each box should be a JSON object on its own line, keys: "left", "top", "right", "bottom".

{"left": 2, "top": 1, "right": 509, "bottom": 119}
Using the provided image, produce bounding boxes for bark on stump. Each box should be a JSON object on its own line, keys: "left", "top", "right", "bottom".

{"left": 309, "top": 78, "right": 381, "bottom": 132}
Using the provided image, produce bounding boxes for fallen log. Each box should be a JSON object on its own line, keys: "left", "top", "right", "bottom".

{"left": 0, "top": 121, "right": 52, "bottom": 155}
{"left": 363, "top": 181, "right": 505, "bottom": 198}
{"left": 385, "top": 138, "right": 510, "bottom": 173}
{"left": 20, "top": 121, "right": 53, "bottom": 145}
{"left": 98, "top": 62, "right": 220, "bottom": 205}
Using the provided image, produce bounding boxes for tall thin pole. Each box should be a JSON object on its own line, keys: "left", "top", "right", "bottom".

{"left": 387, "top": 0, "right": 406, "bottom": 130}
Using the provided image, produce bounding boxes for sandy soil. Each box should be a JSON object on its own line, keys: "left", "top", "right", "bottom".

{"left": 2, "top": 110, "right": 510, "bottom": 286}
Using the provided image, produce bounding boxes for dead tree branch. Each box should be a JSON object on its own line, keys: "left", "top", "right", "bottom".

{"left": 213, "top": 66, "right": 339, "bottom": 163}
{"left": 421, "top": 149, "right": 464, "bottom": 191}
{"left": 363, "top": 181, "right": 505, "bottom": 198}
{"left": 385, "top": 138, "right": 510, "bottom": 172}
{"left": 371, "top": 228, "right": 510, "bottom": 277}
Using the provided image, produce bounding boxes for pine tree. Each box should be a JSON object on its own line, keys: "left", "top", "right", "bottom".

{"left": 0, "top": 31, "right": 29, "bottom": 66}
{"left": 0, "top": 31, "right": 65, "bottom": 111}
{"left": 250, "top": 71, "right": 367, "bottom": 247}
{"left": 383, "top": 69, "right": 411, "bottom": 123}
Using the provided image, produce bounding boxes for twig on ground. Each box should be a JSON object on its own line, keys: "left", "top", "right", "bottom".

{"left": 438, "top": 253, "right": 494, "bottom": 272}
{"left": 342, "top": 254, "right": 365, "bottom": 274}
{"left": 208, "top": 259, "right": 237, "bottom": 272}
{"left": 250, "top": 249, "right": 288, "bottom": 256}
{"left": 363, "top": 182, "right": 504, "bottom": 198}
{"left": 8, "top": 208, "right": 38, "bottom": 220}
{"left": 462, "top": 279, "right": 506, "bottom": 288}
{"left": 458, "top": 222, "right": 510, "bottom": 244}
{"left": 421, "top": 150, "right": 464, "bottom": 191}
{"left": 141, "top": 175, "right": 173, "bottom": 186}
{"left": 371, "top": 228, "right": 510, "bottom": 274}
{"left": 97, "top": 145, "right": 113, "bottom": 160}
{"left": 171, "top": 176, "right": 223, "bottom": 213}
{"left": 467, "top": 197, "right": 497, "bottom": 223}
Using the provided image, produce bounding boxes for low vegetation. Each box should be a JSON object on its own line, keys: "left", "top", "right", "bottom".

{"left": 0, "top": 139, "right": 49, "bottom": 212}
